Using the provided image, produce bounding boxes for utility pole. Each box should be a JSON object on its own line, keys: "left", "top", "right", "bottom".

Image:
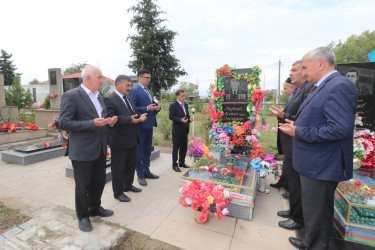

{"left": 263, "top": 74, "right": 266, "bottom": 110}
{"left": 277, "top": 60, "right": 281, "bottom": 106}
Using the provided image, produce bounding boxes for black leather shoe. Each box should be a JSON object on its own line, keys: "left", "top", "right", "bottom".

{"left": 124, "top": 185, "right": 142, "bottom": 193}
{"left": 282, "top": 192, "right": 289, "bottom": 199}
{"left": 138, "top": 177, "right": 147, "bottom": 186}
{"left": 270, "top": 182, "right": 283, "bottom": 189}
{"left": 289, "top": 237, "right": 306, "bottom": 249}
{"left": 144, "top": 172, "right": 159, "bottom": 179}
{"left": 277, "top": 210, "right": 291, "bottom": 218}
{"left": 173, "top": 166, "right": 181, "bottom": 172}
{"left": 114, "top": 193, "right": 131, "bottom": 202}
{"left": 179, "top": 163, "right": 190, "bottom": 168}
{"left": 279, "top": 219, "right": 303, "bottom": 230}
{"left": 90, "top": 206, "right": 114, "bottom": 217}
{"left": 78, "top": 217, "right": 92, "bottom": 232}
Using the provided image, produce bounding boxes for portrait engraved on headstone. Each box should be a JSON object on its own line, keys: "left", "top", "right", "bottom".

{"left": 49, "top": 71, "right": 57, "bottom": 85}
{"left": 337, "top": 62, "right": 375, "bottom": 131}
{"left": 224, "top": 77, "right": 248, "bottom": 102}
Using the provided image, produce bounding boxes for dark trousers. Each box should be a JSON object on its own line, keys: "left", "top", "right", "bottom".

{"left": 71, "top": 153, "right": 106, "bottom": 220}
{"left": 136, "top": 128, "right": 153, "bottom": 178}
{"left": 111, "top": 146, "right": 137, "bottom": 195}
{"left": 285, "top": 156, "right": 303, "bottom": 224}
{"left": 300, "top": 174, "right": 338, "bottom": 250}
{"left": 172, "top": 133, "right": 188, "bottom": 167}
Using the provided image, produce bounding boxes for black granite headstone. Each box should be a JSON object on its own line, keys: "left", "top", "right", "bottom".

{"left": 336, "top": 62, "right": 375, "bottom": 131}
{"left": 220, "top": 68, "right": 252, "bottom": 124}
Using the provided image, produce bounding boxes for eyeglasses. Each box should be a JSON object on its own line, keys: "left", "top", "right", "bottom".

{"left": 141, "top": 76, "right": 151, "bottom": 80}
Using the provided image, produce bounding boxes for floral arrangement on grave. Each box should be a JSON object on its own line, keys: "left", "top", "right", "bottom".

{"left": 179, "top": 180, "right": 233, "bottom": 223}
{"left": 353, "top": 115, "right": 375, "bottom": 169}
{"left": 338, "top": 180, "right": 374, "bottom": 204}
{"left": 187, "top": 137, "right": 209, "bottom": 162}
{"left": 250, "top": 154, "right": 282, "bottom": 179}
{"left": 0, "top": 122, "right": 39, "bottom": 133}
{"left": 206, "top": 64, "right": 269, "bottom": 160}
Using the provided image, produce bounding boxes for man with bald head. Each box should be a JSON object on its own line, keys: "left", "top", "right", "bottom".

{"left": 59, "top": 65, "right": 118, "bottom": 232}
{"left": 280, "top": 47, "right": 357, "bottom": 249}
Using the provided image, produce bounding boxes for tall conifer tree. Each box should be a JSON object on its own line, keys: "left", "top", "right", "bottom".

{"left": 127, "top": 0, "right": 186, "bottom": 94}
{"left": 0, "top": 49, "right": 19, "bottom": 86}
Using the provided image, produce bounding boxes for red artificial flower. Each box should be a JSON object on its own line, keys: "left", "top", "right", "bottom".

{"left": 354, "top": 181, "right": 361, "bottom": 186}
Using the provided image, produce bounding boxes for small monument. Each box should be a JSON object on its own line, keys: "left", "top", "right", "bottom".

{"left": 0, "top": 74, "right": 5, "bottom": 107}
{"left": 48, "top": 68, "right": 63, "bottom": 110}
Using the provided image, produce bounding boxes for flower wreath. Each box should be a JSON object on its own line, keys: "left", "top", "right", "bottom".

{"left": 356, "top": 135, "right": 375, "bottom": 169}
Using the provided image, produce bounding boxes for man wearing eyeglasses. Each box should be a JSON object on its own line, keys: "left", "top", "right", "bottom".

{"left": 129, "top": 69, "right": 161, "bottom": 187}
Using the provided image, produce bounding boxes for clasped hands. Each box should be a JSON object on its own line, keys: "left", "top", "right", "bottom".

{"left": 94, "top": 116, "right": 118, "bottom": 127}
{"left": 279, "top": 119, "right": 296, "bottom": 137}
{"left": 147, "top": 104, "right": 161, "bottom": 111}
{"left": 269, "top": 105, "right": 284, "bottom": 119}
{"left": 181, "top": 117, "right": 194, "bottom": 123}
{"left": 131, "top": 113, "right": 147, "bottom": 124}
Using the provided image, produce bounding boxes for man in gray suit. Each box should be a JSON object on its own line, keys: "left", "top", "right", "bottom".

{"left": 59, "top": 65, "right": 118, "bottom": 232}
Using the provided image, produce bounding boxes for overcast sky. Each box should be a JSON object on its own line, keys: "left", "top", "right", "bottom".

{"left": 1, "top": 0, "right": 374, "bottom": 97}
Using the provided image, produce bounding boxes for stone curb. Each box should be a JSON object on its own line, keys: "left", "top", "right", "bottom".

{"left": 0, "top": 219, "right": 37, "bottom": 241}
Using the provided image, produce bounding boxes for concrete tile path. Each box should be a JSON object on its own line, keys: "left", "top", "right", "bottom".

{"left": 0, "top": 150, "right": 295, "bottom": 249}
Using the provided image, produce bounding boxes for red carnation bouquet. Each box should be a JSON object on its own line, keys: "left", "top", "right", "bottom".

{"left": 179, "top": 181, "right": 232, "bottom": 223}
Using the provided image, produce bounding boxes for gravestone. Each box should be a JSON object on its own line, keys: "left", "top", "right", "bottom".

{"left": 48, "top": 68, "right": 63, "bottom": 110}
{"left": 336, "top": 62, "right": 375, "bottom": 131}
{"left": 221, "top": 68, "right": 252, "bottom": 122}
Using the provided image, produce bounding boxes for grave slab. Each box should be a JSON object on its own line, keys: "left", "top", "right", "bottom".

{"left": 1, "top": 146, "right": 66, "bottom": 165}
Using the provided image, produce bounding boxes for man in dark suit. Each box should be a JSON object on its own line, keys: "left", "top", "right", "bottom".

{"left": 129, "top": 69, "right": 161, "bottom": 187}
{"left": 280, "top": 47, "right": 357, "bottom": 249}
{"left": 270, "top": 60, "right": 314, "bottom": 231}
{"left": 104, "top": 75, "right": 147, "bottom": 202}
{"left": 270, "top": 77, "right": 295, "bottom": 190}
{"left": 169, "top": 89, "right": 194, "bottom": 172}
{"left": 59, "top": 65, "right": 118, "bottom": 232}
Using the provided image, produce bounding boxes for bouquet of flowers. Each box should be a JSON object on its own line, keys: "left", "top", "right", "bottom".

{"left": 179, "top": 180, "right": 232, "bottom": 223}
{"left": 188, "top": 138, "right": 208, "bottom": 162}
{"left": 48, "top": 116, "right": 60, "bottom": 131}
{"left": 250, "top": 155, "right": 282, "bottom": 179}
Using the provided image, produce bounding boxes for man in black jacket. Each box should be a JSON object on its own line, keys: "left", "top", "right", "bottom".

{"left": 169, "top": 90, "right": 194, "bottom": 172}
{"left": 104, "top": 75, "right": 147, "bottom": 202}
{"left": 269, "top": 60, "right": 313, "bottom": 231}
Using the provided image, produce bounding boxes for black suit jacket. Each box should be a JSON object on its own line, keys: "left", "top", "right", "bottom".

{"left": 277, "top": 81, "right": 314, "bottom": 158}
{"left": 59, "top": 86, "right": 108, "bottom": 161}
{"left": 104, "top": 92, "right": 141, "bottom": 149}
{"left": 169, "top": 100, "right": 191, "bottom": 135}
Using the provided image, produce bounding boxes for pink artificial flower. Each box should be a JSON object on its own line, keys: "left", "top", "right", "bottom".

{"left": 271, "top": 127, "right": 278, "bottom": 134}
{"left": 257, "top": 124, "right": 269, "bottom": 131}
{"left": 251, "top": 129, "right": 258, "bottom": 135}
{"left": 222, "top": 208, "right": 229, "bottom": 216}
{"left": 235, "top": 155, "right": 240, "bottom": 160}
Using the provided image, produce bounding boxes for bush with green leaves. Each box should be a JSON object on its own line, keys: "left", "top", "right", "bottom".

{"left": 158, "top": 112, "right": 172, "bottom": 140}
{"left": 5, "top": 76, "right": 33, "bottom": 109}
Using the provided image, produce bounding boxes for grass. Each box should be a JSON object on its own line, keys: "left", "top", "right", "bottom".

{"left": 0, "top": 202, "right": 30, "bottom": 234}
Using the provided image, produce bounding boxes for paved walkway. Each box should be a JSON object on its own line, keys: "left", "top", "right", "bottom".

{"left": 0, "top": 150, "right": 295, "bottom": 249}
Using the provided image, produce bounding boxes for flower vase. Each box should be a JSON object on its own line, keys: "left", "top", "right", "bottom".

{"left": 227, "top": 162, "right": 234, "bottom": 171}
{"left": 195, "top": 210, "right": 209, "bottom": 224}
{"left": 57, "top": 131, "right": 63, "bottom": 142}
{"left": 353, "top": 158, "right": 362, "bottom": 171}
{"left": 258, "top": 176, "right": 270, "bottom": 194}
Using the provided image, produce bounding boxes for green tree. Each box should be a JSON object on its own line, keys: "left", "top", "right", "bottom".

{"left": 0, "top": 49, "right": 19, "bottom": 86}
{"left": 207, "top": 82, "right": 215, "bottom": 98}
{"left": 99, "top": 81, "right": 112, "bottom": 97}
{"left": 329, "top": 30, "right": 375, "bottom": 63}
{"left": 62, "top": 62, "right": 88, "bottom": 76}
{"left": 127, "top": 0, "right": 187, "bottom": 94}
{"left": 264, "top": 89, "right": 277, "bottom": 103}
{"left": 176, "top": 81, "right": 199, "bottom": 98}
{"left": 29, "top": 78, "right": 41, "bottom": 85}
{"left": 5, "top": 76, "right": 33, "bottom": 109}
